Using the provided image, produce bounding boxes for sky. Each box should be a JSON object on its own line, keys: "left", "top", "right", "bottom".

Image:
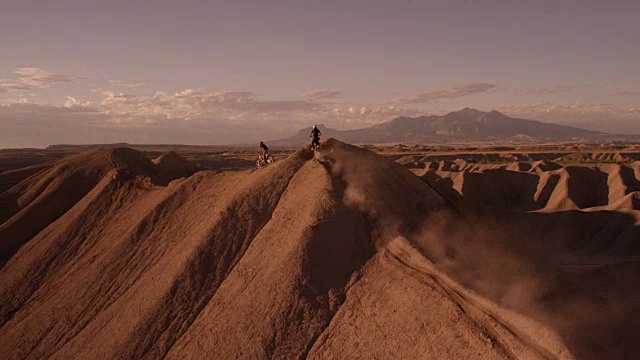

{"left": 1, "top": 0, "right": 639, "bottom": 147}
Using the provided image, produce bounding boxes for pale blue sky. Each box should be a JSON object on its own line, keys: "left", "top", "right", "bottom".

{"left": 1, "top": 0, "right": 639, "bottom": 147}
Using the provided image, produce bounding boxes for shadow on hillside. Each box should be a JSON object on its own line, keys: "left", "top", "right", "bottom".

{"left": 410, "top": 198, "right": 640, "bottom": 359}
{"left": 423, "top": 167, "right": 613, "bottom": 212}
{"left": 505, "top": 210, "right": 639, "bottom": 360}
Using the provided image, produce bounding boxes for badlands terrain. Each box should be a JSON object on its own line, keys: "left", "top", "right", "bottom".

{"left": 1, "top": 139, "right": 639, "bottom": 359}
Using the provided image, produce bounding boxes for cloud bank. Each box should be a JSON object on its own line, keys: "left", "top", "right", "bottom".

{"left": 513, "top": 85, "right": 594, "bottom": 95}
{"left": 0, "top": 89, "right": 420, "bottom": 148}
{"left": 2, "top": 78, "right": 639, "bottom": 148}
{"left": 499, "top": 102, "right": 640, "bottom": 134}
{"left": 0, "top": 67, "right": 77, "bottom": 93}
{"left": 609, "top": 91, "right": 639, "bottom": 97}
{"left": 390, "top": 83, "right": 497, "bottom": 105}
{"left": 302, "top": 90, "right": 342, "bottom": 101}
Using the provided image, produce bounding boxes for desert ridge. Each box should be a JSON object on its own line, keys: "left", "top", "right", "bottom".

{"left": 0, "top": 139, "right": 638, "bottom": 359}
{"left": 410, "top": 159, "right": 640, "bottom": 213}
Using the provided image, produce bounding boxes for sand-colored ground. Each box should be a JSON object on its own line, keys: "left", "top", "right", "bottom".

{"left": 408, "top": 159, "right": 640, "bottom": 212}
{"left": 1, "top": 139, "right": 639, "bottom": 359}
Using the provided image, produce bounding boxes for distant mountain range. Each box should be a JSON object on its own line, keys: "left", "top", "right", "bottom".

{"left": 271, "top": 108, "right": 611, "bottom": 145}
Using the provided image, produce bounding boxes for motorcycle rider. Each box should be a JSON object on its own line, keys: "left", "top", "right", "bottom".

{"left": 309, "top": 125, "right": 322, "bottom": 149}
{"left": 258, "top": 141, "right": 269, "bottom": 161}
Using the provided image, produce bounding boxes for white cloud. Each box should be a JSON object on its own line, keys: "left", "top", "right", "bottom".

{"left": 85, "top": 90, "right": 325, "bottom": 126}
{"left": 390, "top": 83, "right": 497, "bottom": 105}
{"left": 498, "top": 102, "right": 640, "bottom": 134}
{"left": 108, "top": 79, "right": 142, "bottom": 88}
{"left": 0, "top": 89, "right": 420, "bottom": 147}
{"left": 302, "top": 90, "right": 342, "bottom": 101}
{"left": 4, "top": 82, "right": 640, "bottom": 148}
{"left": 500, "top": 102, "right": 640, "bottom": 119}
{"left": 64, "top": 96, "right": 93, "bottom": 108}
{"left": 0, "top": 67, "right": 76, "bottom": 93}
{"left": 512, "top": 85, "right": 594, "bottom": 95}
{"left": 609, "top": 90, "right": 638, "bottom": 97}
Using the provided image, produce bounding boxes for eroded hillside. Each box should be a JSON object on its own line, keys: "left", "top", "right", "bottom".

{"left": 1, "top": 140, "right": 638, "bottom": 359}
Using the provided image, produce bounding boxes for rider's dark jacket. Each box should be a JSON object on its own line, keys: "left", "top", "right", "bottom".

{"left": 310, "top": 129, "right": 322, "bottom": 138}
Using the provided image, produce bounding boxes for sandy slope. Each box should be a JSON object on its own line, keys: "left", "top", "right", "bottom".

{"left": 1, "top": 140, "right": 638, "bottom": 359}
{"left": 0, "top": 148, "right": 197, "bottom": 262}
{"left": 415, "top": 160, "right": 640, "bottom": 266}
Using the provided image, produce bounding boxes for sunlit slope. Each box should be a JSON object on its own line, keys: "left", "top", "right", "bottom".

{"left": 3, "top": 140, "right": 635, "bottom": 359}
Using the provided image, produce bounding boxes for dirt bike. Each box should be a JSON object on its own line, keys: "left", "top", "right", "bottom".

{"left": 310, "top": 138, "right": 321, "bottom": 151}
{"left": 256, "top": 153, "right": 274, "bottom": 168}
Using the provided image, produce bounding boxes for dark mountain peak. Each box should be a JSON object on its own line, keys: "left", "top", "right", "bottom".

{"left": 453, "top": 107, "right": 484, "bottom": 115}
{"left": 271, "top": 108, "right": 603, "bottom": 145}
{"left": 444, "top": 107, "right": 486, "bottom": 121}
{"left": 486, "top": 109, "right": 511, "bottom": 119}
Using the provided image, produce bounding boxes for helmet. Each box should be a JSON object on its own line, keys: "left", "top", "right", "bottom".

{"left": 312, "top": 125, "right": 317, "bottom": 129}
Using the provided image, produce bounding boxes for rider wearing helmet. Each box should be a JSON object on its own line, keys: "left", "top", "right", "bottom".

{"left": 259, "top": 141, "right": 271, "bottom": 162}
{"left": 309, "top": 125, "right": 322, "bottom": 149}
{"left": 259, "top": 141, "right": 269, "bottom": 156}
